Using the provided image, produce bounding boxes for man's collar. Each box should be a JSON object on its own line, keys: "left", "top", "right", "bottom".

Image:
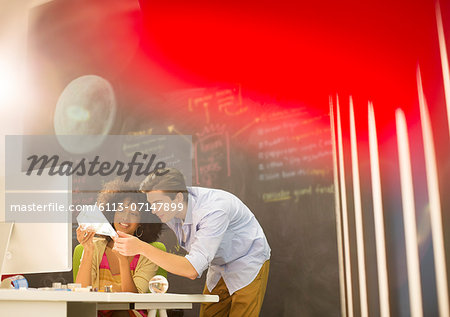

{"left": 182, "top": 186, "right": 195, "bottom": 225}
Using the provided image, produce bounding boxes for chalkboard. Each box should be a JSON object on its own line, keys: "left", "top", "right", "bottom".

{"left": 22, "top": 2, "right": 341, "bottom": 316}
{"left": 111, "top": 88, "right": 340, "bottom": 316}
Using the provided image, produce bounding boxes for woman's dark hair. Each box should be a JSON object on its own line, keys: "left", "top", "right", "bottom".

{"left": 97, "top": 178, "right": 163, "bottom": 243}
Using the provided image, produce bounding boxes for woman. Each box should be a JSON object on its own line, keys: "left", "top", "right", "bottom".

{"left": 76, "top": 179, "right": 163, "bottom": 317}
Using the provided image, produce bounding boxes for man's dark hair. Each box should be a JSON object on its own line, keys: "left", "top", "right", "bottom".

{"left": 140, "top": 167, "right": 188, "bottom": 202}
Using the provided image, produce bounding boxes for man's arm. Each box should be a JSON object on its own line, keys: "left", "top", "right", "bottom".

{"left": 113, "top": 232, "right": 199, "bottom": 280}
{"left": 142, "top": 244, "right": 199, "bottom": 280}
{"left": 114, "top": 210, "right": 230, "bottom": 280}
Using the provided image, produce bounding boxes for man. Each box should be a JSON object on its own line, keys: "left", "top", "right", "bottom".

{"left": 114, "top": 168, "right": 271, "bottom": 317}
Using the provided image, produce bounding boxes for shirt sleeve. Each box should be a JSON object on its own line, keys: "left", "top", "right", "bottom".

{"left": 185, "top": 209, "right": 230, "bottom": 278}
{"left": 89, "top": 250, "right": 98, "bottom": 287}
{"left": 133, "top": 256, "right": 159, "bottom": 293}
{"left": 89, "top": 239, "right": 104, "bottom": 289}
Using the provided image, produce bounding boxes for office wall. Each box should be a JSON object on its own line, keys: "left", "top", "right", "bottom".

{"left": 4, "top": 0, "right": 450, "bottom": 316}
{"left": 18, "top": 1, "right": 341, "bottom": 316}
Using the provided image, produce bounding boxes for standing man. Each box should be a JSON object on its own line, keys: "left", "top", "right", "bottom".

{"left": 114, "top": 168, "right": 271, "bottom": 317}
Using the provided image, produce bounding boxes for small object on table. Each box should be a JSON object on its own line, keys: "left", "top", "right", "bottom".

{"left": 148, "top": 275, "right": 169, "bottom": 294}
{"left": 52, "top": 282, "right": 62, "bottom": 289}
{"left": 74, "top": 287, "right": 91, "bottom": 292}
{"left": 67, "top": 283, "right": 81, "bottom": 291}
{"left": 104, "top": 285, "right": 113, "bottom": 293}
{"left": 0, "top": 275, "right": 28, "bottom": 289}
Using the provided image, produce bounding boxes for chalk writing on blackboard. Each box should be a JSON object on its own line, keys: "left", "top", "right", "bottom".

{"left": 194, "top": 125, "right": 231, "bottom": 187}
{"left": 167, "top": 125, "right": 191, "bottom": 143}
{"left": 262, "top": 184, "right": 334, "bottom": 203}
{"left": 127, "top": 128, "right": 153, "bottom": 136}
{"left": 259, "top": 107, "right": 307, "bottom": 123}
{"left": 262, "top": 190, "right": 291, "bottom": 203}
{"left": 248, "top": 108, "right": 333, "bottom": 204}
{"left": 188, "top": 95, "right": 212, "bottom": 123}
{"left": 217, "top": 87, "right": 248, "bottom": 116}
{"left": 232, "top": 117, "right": 261, "bottom": 138}
{"left": 187, "top": 87, "right": 247, "bottom": 124}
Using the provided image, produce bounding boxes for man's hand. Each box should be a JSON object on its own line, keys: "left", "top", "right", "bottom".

{"left": 112, "top": 231, "right": 144, "bottom": 256}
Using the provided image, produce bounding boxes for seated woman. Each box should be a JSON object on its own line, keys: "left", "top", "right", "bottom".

{"left": 76, "top": 179, "right": 163, "bottom": 317}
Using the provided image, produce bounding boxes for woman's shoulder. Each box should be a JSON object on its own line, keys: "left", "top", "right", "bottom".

{"left": 137, "top": 252, "right": 152, "bottom": 264}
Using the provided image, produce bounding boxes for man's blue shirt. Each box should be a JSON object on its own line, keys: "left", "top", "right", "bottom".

{"left": 166, "top": 186, "right": 271, "bottom": 294}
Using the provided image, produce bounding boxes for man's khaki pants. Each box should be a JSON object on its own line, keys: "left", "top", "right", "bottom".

{"left": 199, "top": 260, "right": 270, "bottom": 317}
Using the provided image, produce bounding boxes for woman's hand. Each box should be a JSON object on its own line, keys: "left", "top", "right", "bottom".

{"left": 76, "top": 226, "right": 95, "bottom": 251}
{"left": 113, "top": 231, "right": 144, "bottom": 256}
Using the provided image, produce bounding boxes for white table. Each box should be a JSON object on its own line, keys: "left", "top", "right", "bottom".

{"left": 0, "top": 289, "right": 219, "bottom": 317}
